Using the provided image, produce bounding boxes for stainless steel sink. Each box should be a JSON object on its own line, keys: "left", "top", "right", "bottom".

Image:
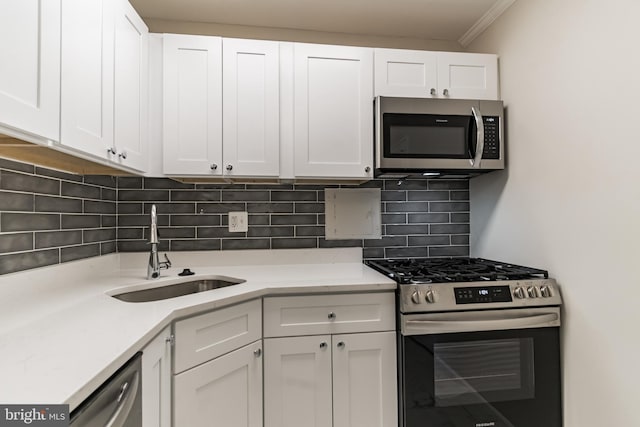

{"left": 112, "top": 277, "right": 246, "bottom": 303}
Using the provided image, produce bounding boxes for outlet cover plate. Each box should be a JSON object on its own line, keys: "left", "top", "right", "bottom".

{"left": 228, "top": 211, "right": 248, "bottom": 232}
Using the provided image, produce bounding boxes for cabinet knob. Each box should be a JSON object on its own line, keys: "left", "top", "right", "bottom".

{"left": 430, "top": 88, "right": 437, "bottom": 96}
{"left": 210, "top": 164, "right": 218, "bottom": 171}
{"left": 107, "top": 147, "right": 117, "bottom": 155}
{"left": 443, "top": 88, "right": 450, "bottom": 96}
{"left": 337, "top": 341, "right": 345, "bottom": 349}
{"left": 119, "top": 151, "right": 128, "bottom": 160}
{"left": 226, "top": 164, "right": 233, "bottom": 171}
{"left": 328, "top": 312, "right": 336, "bottom": 320}
{"left": 365, "top": 166, "right": 371, "bottom": 173}
{"left": 165, "top": 335, "right": 175, "bottom": 345}
{"left": 320, "top": 342, "right": 327, "bottom": 349}
{"left": 254, "top": 348, "right": 262, "bottom": 358}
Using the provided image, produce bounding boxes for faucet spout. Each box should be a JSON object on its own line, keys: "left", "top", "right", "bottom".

{"left": 147, "top": 205, "right": 171, "bottom": 279}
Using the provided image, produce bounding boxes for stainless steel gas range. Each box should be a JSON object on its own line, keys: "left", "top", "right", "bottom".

{"left": 367, "top": 257, "right": 563, "bottom": 427}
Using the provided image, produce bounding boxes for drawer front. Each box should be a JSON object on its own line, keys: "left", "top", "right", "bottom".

{"left": 174, "top": 299, "right": 262, "bottom": 373}
{"left": 264, "top": 293, "right": 395, "bottom": 338}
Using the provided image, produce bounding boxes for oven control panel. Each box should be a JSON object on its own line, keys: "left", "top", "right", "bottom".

{"left": 399, "top": 279, "right": 561, "bottom": 313}
{"left": 454, "top": 285, "right": 512, "bottom": 304}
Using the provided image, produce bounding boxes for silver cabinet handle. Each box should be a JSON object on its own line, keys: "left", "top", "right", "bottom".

{"left": 328, "top": 312, "right": 336, "bottom": 320}
{"left": 105, "top": 372, "right": 140, "bottom": 427}
{"left": 107, "top": 147, "right": 117, "bottom": 155}
{"left": 430, "top": 88, "right": 437, "bottom": 96}
{"left": 119, "top": 151, "right": 127, "bottom": 160}
{"left": 364, "top": 166, "right": 371, "bottom": 173}
{"left": 443, "top": 88, "right": 450, "bottom": 96}
{"left": 226, "top": 165, "right": 233, "bottom": 171}
{"left": 337, "top": 341, "right": 345, "bottom": 349}
{"left": 254, "top": 348, "right": 262, "bottom": 358}
{"left": 210, "top": 164, "right": 218, "bottom": 171}
{"left": 470, "top": 106, "right": 484, "bottom": 168}
{"left": 165, "top": 335, "right": 175, "bottom": 345}
{"left": 320, "top": 342, "right": 327, "bottom": 349}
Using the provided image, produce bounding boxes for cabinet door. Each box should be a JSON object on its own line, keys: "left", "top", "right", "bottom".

{"left": 437, "top": 52, "right": 498, "bottom": 100}
{"left": 264, "top": 336, "right": 332, "bottom": 427}
{"left": 60, "top": 0, "right": 114, "bottom": 158}
{"left": 163, "top": 34, "right": 222, "bottom": 176}
{"left": 293, "top": 43, "right": 374, "bottom": 179}
{"left": 223, "top": 38, "right": 280, "bottom": 177}
{"left": 174, "top": 299, "right": 262, "bottom": 374}
{"left": 142, "top": 327, "right": 172, "bottom": 427}
{"left": 374, "top": 48, "right": 438, "bottom": 98}
{"left": 332, "top": 332, "right": 398, "bottom": 427}
{"left": 113, "top": 0, "right": 148, "bottom": 172}
{"left": 174, "top": 340, "right": 263, "bottom": 427}
{"left": 263, "top": 292, "right": 396, "bottom": 338}
{"left": 0, "top": 0, "right": 60, "bottom": 141}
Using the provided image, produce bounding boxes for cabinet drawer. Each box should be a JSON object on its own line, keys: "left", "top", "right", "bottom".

{"left": 264, "top": 293, "right": 395, "bottom": 337}
{"left": 174, "top": 299, "right": 261, "bottom": 373}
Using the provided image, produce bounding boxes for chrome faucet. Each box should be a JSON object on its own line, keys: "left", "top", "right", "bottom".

{"left": 147, "top": 204, "right": 171, "bottom": 279}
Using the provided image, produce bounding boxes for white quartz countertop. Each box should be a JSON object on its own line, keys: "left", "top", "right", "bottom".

{"left": 0, "top": 248, "right": 395, "bottom": 411}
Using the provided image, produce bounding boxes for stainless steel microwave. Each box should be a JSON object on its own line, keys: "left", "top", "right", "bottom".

{"left": 374, "top": 96, "right": 505, "bottom": 178}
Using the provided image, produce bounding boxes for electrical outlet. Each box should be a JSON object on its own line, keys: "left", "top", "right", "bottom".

{"left": 228, "top": 211, "right": 248, "bottom": 232}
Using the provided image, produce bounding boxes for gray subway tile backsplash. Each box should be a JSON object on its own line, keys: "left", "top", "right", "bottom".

{"left": 0, "top": 161, "right": 118, "bottom": 275}
{"left": 0, "top": 159, "right": 470, "bottom": 274}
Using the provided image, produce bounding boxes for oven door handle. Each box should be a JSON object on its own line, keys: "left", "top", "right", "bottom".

{"left": 402, "top": 309, "right": 560, "bottom": 335}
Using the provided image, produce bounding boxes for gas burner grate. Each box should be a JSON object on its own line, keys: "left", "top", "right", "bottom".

{"left": 366, "top": 257, "right": 549, "bottom": 284}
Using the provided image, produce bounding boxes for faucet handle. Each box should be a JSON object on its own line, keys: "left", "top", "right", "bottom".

{"left": 160, "top": 253, "right": 172, "bottom": 270}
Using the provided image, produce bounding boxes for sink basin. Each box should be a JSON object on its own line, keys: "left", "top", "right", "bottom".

{"left": 112, "top": 277, "right": 246, "bottom": 303}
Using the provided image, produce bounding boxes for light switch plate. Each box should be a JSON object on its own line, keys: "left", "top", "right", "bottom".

{"left": 228, "top": 211, "right": 248, "bottom": 232}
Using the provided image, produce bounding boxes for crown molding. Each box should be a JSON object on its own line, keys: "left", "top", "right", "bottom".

{"left": 458, "top": 0, "right": 516, "bottom": 47}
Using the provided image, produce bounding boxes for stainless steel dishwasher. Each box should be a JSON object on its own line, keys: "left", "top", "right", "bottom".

{"left": 70, "top": 352, "right": 142, "bottom": 427}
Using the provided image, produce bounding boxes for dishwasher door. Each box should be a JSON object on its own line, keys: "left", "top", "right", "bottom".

{"left": 70, "top": 352, "right": 142, "bottom": 427}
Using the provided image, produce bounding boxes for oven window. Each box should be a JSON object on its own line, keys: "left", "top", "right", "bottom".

{"left": 433, "top": 338, "right": 535, "bottom": 407}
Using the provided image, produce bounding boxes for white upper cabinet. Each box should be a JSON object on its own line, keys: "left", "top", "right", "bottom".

{"left": 163, "top": 34, "right": 223, "bottom": 176}
{"left": 61, "top": 0, "right": 115, "bottom": 159}
{"left": 0, "top": 0, "right": 60, "bottom": 142}
{"left": 375, "top": 48, "right": 499, "bottom": 100}
{"left": 374, "top": 49, "right": 438, "bottom": 98}
{"left": 223, "top": 38, "right": 280, "bottom": 178}
{"left": 60, "top": 0, "right": 147, "bottom": 172}
{"left": 293, "top": 43, "right": 374, "bottom": 180}
{"left": 112, "top": 0, "right": 148, "bottom": 172}
{"left": 437, "top": 52, "right": 498, "bottom": 100}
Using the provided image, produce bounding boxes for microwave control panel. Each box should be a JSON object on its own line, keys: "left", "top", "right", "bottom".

{"left": 482, "top": 116, "right": 500, "bottom": 159}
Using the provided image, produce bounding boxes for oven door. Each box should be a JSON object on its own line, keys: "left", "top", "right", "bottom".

{"left": 399, "top": 308, "right": 562, "bottom": 427}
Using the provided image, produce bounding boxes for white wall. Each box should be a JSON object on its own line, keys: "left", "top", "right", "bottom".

{"left": 468, "top": 1, "right": 640, "bottom": 425}
{"left": 143, "top": 18, "right": 463, "bottom": 51}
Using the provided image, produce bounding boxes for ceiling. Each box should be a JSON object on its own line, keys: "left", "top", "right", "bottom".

{"left": 130, "top": 0, "right": 515, "bottom": 47}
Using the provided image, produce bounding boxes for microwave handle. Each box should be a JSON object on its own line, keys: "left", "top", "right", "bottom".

{"left": 470, "top": 106, "right": 485, "bottom": 168}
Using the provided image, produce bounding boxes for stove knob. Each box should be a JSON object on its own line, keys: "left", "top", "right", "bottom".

{"left": 527, "top": 286, "right": 539, "bottom": 298}
{"left": 425, "top": 289, "right": 436, "bottom": 304}
{"left": 514, "top": 287, "right": 526, "bottom": 299}
{"left": 411, "top": 291, "right": 422, "bottom": 304}
{"left": 540, "top": 285, "right": 554, "bottom": 298}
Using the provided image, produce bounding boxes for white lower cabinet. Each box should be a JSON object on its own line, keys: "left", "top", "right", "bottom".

{"left": 264, "top": 292, "right": 397, "bottom": 427}
{"left": 141, "top": 326, "right": 172, "bottom": 427}
{"left": 174, "top": 340, "right": 263, "bottom": 427}
{"left": 172, "top": 299, "right": 263, "bottom": 427}
{"left": 264, "top": 332, "right": 397, "bottom": 427}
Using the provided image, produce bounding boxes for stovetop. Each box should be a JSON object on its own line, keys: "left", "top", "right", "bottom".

{"left": 366, "top": 257, "right": 561, "bottom": 313}
{"left": 366, "top": 257, "right": 549, "bottom": 284}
